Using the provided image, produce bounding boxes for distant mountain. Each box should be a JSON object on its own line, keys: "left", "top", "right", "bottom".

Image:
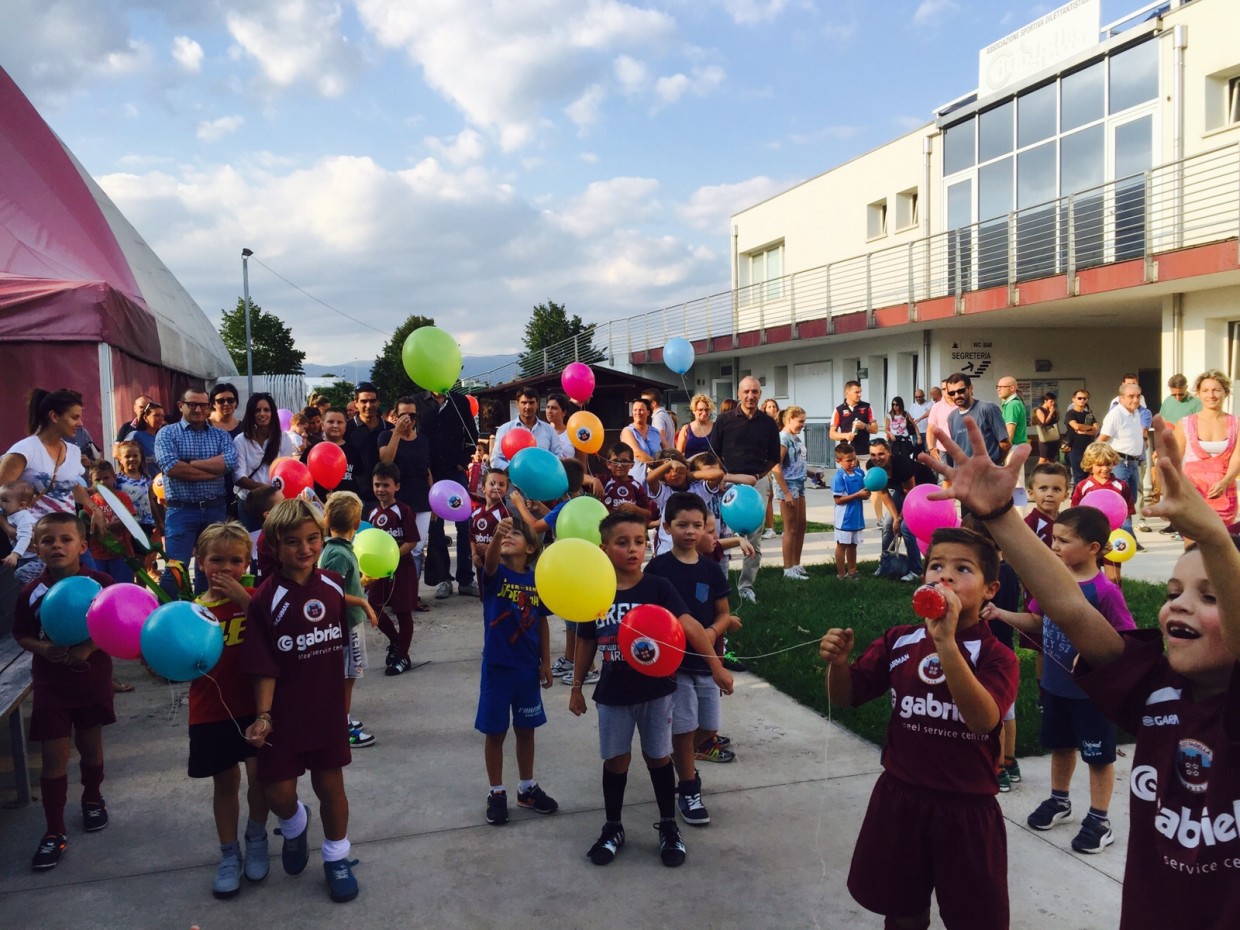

{"left": 302, "top": 354, "right": 519, "bottom": 382}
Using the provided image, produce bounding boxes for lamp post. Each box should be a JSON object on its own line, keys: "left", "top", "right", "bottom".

{"left": 241, "top": 248, "right": 254, "bottom": 394}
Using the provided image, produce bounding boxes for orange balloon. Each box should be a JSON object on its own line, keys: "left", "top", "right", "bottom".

{"left": 566, "top": 411, "right": 604, "bottom": 454}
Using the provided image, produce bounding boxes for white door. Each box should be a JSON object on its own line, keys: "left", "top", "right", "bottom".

{"left": 793, "top": 360, "right": 833, "bottom": 420}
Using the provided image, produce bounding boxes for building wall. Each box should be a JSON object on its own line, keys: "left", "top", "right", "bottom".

{"left": 1167, "top": 285, "right": 1240, "bottom": 390}
{"left": 1165, "top": 0, "right": 1240, "bottom": 153}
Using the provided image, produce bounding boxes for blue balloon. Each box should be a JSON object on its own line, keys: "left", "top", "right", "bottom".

{"left": 663, "top": 337, "right": 695, "bottom": 375}
{"left": 40, "top": 575, "right": 103, "bottom": 646}
{"left": 863, "top": 467, "right": 888, "bottom": 492}
{"left": 509, "top": 447, "right": 569, "bottom": 502}
{"left": 358, "top": 520, "right": 374, "bottom": 532}
{"left": 721, "top": 484, "right": 765, "bottom": 535}
{"left": 140, "top": 601, "right": 224, "bottom": 682}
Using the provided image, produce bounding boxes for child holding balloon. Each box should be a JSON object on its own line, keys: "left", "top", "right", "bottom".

{"left": 12, "top": 512, "right": 116, "bottom": 871}
{"left": 367, "top": 462, "right": 421, "bottom": 676}
{"left": 1072, "top": 442, "right": 1135, "bottom": 584}
{"left": 832, "top": 442, "right": 870, "bottom": 580}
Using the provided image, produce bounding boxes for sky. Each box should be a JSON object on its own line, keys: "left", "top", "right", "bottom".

{"left": 1, "top": 0, "right": 1139, "bottom": 367}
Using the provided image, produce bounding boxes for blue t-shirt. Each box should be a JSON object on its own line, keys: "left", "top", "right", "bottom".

{"left": 832, "top": 467, "right": 867, "bottom": 532}
{"left": 779, "top": 431, "right": 807, "bottom": 481}
{"left": 644, "top": 552, "right": 730, "bottom": 675}
{"left": 481, "top": 564, "right": 547, "bottom": 670}
{"left": 1030, "top": 573, "right": 1134, "bottom": 699}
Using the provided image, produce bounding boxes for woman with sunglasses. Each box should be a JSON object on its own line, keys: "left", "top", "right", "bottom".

{"left": 1063, "top": 389, "right": 1099, "bottom": 485}
{"left": 208, "top": 383, "right": 243, "bottom": 438}
{"left": 232, "top": 393, "right": 295, "bottom": 529}
{"left": 118, "top": 402, "right": 166, "bottom": 478}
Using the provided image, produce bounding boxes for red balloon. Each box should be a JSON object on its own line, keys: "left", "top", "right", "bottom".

{"left": 467, "top": 394, "right": 479, "bottom": 417}
{"left": 306, "top": 441, "right": 347, "bottom": 489}
{"left": 270, "top": 458, "right": 312, "bottom": 500}
{"left": 618, "top": 604, "right": 685, "bottom": 677}
{"left": 912, "top": 585, "right": 946, "bottom": 620}
{"left": 500, "top": 427, "right": 536, "bottom": 461}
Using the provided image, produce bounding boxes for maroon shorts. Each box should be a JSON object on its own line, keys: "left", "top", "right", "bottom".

{"left": 28, "top": 702, "right": 116, "bottom": 742}
{"left": 848, "top": 772, "right": 1008, "bottom": 929}
{"left": 255, "top": 736, "right": 351, "bottom": 785}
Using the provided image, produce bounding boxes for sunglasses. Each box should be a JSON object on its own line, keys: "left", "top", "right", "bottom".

{"left": 182, "top": 401, "right": 210, "bottom": 410}
{"left": 945, "top": 387, "right": 969, "bottom": 397}
{"left": 214, "top": 396, "right": 237, "bottom": 405}
{"left": 608, "top": 459, "right": 634, "bottom": 467}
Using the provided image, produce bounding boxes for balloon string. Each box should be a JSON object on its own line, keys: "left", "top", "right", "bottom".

{"left": 199, "top": 669, "right": 276, "bottom": 748}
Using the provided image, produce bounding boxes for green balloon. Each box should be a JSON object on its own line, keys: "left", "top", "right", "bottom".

{"left": 554, "top": 496, "right": 610, "bottom": 546}
{"left": 354, "top": 528, "right": 400, "bottom": 578}
{"left": 401, "top": 325, "right": 463, "bottom": 393}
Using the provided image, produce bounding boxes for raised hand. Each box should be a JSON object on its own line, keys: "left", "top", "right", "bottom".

{"left": 919, "top": 419, "right": 1028, "bottom": 515}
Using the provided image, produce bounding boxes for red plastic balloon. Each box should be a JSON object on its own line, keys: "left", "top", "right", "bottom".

{"left": 467, "top": 394, "right": 479, "bottom": 417}
{"left": 270, "top": 457, "right": 312, "bottom": 500}
{"left": 500, "top": 428, "right": 536, "bottom": 461}
{"left": 912, "top": 585, "right": 946, "bottom": 620}
{"left": 306, "top": 441, "right": 347, "bottom": 489}
{"left": 618, "top": 604, "right": 685, "bottom": 677}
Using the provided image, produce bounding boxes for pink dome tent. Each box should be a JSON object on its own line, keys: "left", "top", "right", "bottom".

{"left": 0, "top": 66, "right": 236, "bottom": 446}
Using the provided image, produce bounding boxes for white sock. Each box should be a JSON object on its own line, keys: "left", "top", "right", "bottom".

{"left": 518, "top": 779, "right": 536, "bottom": 794}
{"left": 278, "top": 801, "right": 307, "bottom": 840}
{"left": 321, "top": 836, "right": 350, "bottom": 863}
{"left": 490, "top": 785, "right": 505, "bottom": 795}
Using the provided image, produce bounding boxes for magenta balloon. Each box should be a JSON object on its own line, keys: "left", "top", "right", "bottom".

{"left": 86, "top": 583, "right": 160, "bottom": 660}
{"left": 429, "top": 479, "right": 473, "bottom": 522}
{"left": 561, "top": 362, "right": 595, "bottom": 404}
{"left": 902, "top": 483, "right": 960, "bottom": 541}
{"left": 277, "top": 407, "right": 293, "bottom": 431}
{"left": 1080, "top": 488, "right": 1128, "bottom": 530}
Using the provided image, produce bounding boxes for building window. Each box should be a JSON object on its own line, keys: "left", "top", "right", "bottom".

{"left": 944, "top": 116, "right": 976, "bottom": 174}
{"left": 1230, "top": 77, "right": 1240, "bottom": 125}
{"left": 978, "top": 99, "right": 1015, "bottom": 163}
{"left": 867, "top": 199, "right": 888, "bottom": 239}
{"left": 896, "top": 189, "right": 919, "bottom": 230}
{"left": 740, "top": 242, "right": 784, "bottom": 303}
{"left": 1061, "top": 60, "right": 1104, "bottom": 132}
{"left": 1109, "top": 39, "right": 1158, "bottom": 114}
{"left": 773, "top": 365, "right": 789, "bottom": 397}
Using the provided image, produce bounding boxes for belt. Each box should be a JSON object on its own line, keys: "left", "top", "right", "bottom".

{"left": 165, "top": 495, "right": 228, "bottom": 510}
{"left": 1117, "top": 453, "right": 1143, "bottom": 465}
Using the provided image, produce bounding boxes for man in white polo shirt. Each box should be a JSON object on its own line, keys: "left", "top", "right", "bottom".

{"left": 1099, "top": 382, "right": 1145, "bottom": 542}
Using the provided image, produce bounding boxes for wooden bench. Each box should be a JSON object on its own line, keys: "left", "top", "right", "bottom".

{"left": 0, "top": 637, "right": 33, "bottom": 807}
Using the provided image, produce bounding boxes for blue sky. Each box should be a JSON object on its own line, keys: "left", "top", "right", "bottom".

{"left": 1, "top": 0, "right": 1136, "bottom": 365}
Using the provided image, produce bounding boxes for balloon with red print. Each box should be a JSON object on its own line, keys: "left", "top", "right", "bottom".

{"left": 619, "top": 604, "right": 685, "bottom": 677}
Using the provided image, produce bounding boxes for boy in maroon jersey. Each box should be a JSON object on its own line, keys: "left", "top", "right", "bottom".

{"left": 1024, "top": 460, "right": 1068, "bottom": 547}
{"left": 367, "top": 462, "right": 421, "bottom": 676}
{"left": 600, "top": 442, "right": 656, "bottom": 521}
{"left": 469, "top": 468, "right": 511, "bottom": 571}
{"left": 934, "top": 416, "right": 1240, "bottom": 929}
{"left": 820, "top": 525, "right": 1019, "bottom": 929}
{"left": 241, "top": 499, "right": 358, "bottom": 903}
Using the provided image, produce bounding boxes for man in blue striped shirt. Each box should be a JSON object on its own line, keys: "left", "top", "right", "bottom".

{"left": 155, "top": 388, "right": 238, "bottom": 594}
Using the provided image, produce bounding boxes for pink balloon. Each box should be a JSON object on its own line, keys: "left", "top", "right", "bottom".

{"left": 916, "top": 536, "right": 930, "bottom": 556}
{"left": 1080, "top": 488, "right": 1128, "bottom": 530}
{"left": 561, "top": 362, "right": 595, "bottom": 404}
{"left": 277, "top": 407, "right": 293, "bottom": 431}
{"left": 86, "top": 583, "right": 160, "bottom": 660}
{"left": 902, "top": 484, "right": 960, "bottom": 541}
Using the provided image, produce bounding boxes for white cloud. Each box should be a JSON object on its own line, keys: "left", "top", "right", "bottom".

{"left": 550, "top": 177, "right": 661, "bottom": 237}
{"left": 225, "top": 0, "right": 362, "bottom": 97}
{"left": 822, "top": 20, "right": 857, "bottom": 42}
{"left": 718, "top": 0, "right": 789, "bottom": 25}
{"left": 613, "top": 55, "right": 649, "bottom": 94}
{"left": 654, "top": 65, "right": 725, "bottom": 106}
{"left": 424, "top": 129, "right": 487, "bottom": 166}
{"left": 580, "top": 151, "right": 600, "bottom": 163}
{"left": 196, "top": 115, "right": 245, "bottom": 141}
{"left": 677, "top": 177, "right": 788, "bottom": 232}
{"left": 172, "top": 36, "right": 204, "bottom": 73}
{"left": 566, "top": 84, "right": 607, "bottom": 130}
{"left": 913, "top": 0, "right": 960, "bottom": 27}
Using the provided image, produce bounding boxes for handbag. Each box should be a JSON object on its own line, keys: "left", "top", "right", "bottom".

{"left": 1035, "top": 422, "right": 1060, "bottom": 444}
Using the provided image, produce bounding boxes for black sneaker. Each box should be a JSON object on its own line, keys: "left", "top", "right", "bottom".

{"left": 655, "top": 818, "right": 686, "bottom": 867}
{"left": 1071, "top": 816, "right": 1114, "bottom": 854}
{"left": 678, "top": 776, "right": 710, "bottom": 826}
{"left": 277, "top": 807, "right": 310, "bottom": 875}
{"left": 516, "top": 784, "right": 558, "bottom": 814}
{"left": 31, "top": 833, "right": 67, "bottom": 871}
{"left": 323, "top": 857, "right": 359, "bottom": 903}
{"left": 1027, "top": 797, "right": 1072, "bottom": 831}
{"left": 486, "top": 791, "right": 509, "bottom": 825}
{"left": 384, "top": 645, "right": 398, "bottom": 668}
{"left": 82, "top": 800, "right": 109, "bottom": 832}
{"left": 722, "top": 652, "right": 748, "bottom": 672}
{"left": 385, "top": 656, "right": 412, "bottom": 676}
{"left": 587, "top": 822, "right": 625, "bottom": 865}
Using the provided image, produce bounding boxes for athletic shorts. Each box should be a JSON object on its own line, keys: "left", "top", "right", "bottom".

{"left": 774, "top": 478, "right": 805, "bottom": 502}
{"left": 188, "top": 715, "right": 258, "bottom": 778}
{"left": 596, "top": 695, "right": 673, "bottom": 761}
{"left": 474, "top": 664, "right": 547, "bottom": 734}
{"left": 344, "top": 626, "right": 368, "bottom": 680}
{"left": 28, "top": 702, "right": 115, "bottom": 742}
{"left": 670, "top": 672, "right": 722, "bottom": 735}
{"left": 835, "top": 529, "right": 863, "bottom": 545}
{"left": 1040, "top": 692, "right": 1117, "bottom": 764}
{"left": 255, "top": 736, "right": 351, "bottom": 785}
{"left": 848, "top": 772, "right": 1008, "bottom": 929}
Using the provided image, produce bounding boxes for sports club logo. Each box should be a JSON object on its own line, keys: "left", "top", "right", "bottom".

{"left": 576, "top": 427, "right": 593, "bottom": 443}
{"left": 615, "top": 484, "right": 631, "bottom": 499}
{"left": 375, "top": 513, "right": 389, "bottom": 527}
{"left": 1176, "top": 739, "right": 1212, "bottom": 793}
{"left": 304, "top": 599, "right": 326, "bottom": 623}
{"left": 475, "top": 516, "right": 488, "bottom": 531}
{"left": 192, "top": 603, "right": 220, "bottom": 626}
{"left": 917, "top": 654, "right": 946, "bottom": 686}
{"left": 721, "top": 488, "right": 738, "bottom": 506}
{"left": 630, "top": 637, "right": 660, "bottom": 667}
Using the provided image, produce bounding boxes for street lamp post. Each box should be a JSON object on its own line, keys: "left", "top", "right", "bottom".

{"left": 241, "top": 248, "right": 254, "bottom": 394}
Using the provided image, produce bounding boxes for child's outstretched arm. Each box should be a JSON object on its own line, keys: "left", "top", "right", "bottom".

{"left": 483, "top": 518, "right": 510, "bottom": 576}
{"left": 818, "top": 628, "right": 854, "bottom": 705}
{"left": 923, "top": 419, "right": 1125, "bottom": 669}
{"left": 979, "top": 603, "right": 1041, "bottom": 634}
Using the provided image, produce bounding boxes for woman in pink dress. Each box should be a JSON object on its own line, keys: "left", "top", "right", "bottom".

{"left": 1175, "top": 369, "right": 1240, "bottom": 526}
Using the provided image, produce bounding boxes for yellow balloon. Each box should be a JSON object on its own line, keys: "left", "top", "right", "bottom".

{"left": 535, "top": 538, "right": 616, "bottom": 623}
{"left": 1105, "top": 529, "right": 1137, "bottom": 563}
{"left": 567, "top": 411, "right": 605, "bottom": 454}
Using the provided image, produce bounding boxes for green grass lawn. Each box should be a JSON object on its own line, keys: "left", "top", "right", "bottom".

{"left": 771, "top": 516, "right": 833, "bottom": 534}
{"left": 727, "top": 561, "right": 1165, "bottom": 757}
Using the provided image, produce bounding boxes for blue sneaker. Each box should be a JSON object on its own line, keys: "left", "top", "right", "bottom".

{"left": 278, "top": 808, "right": 310, "bottom": 875}
{"left": 213, "top": 847, "right": 241, "bottom": 899}
{"left": 244, "top": 829, "right": 269, "bottom": 882}
{"left": 324, "top": 857, "right": 359, "bottom": 902}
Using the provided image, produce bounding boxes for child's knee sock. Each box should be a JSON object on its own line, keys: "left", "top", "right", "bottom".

{"left": 396, "top": 611, "right": 415, "bottom": 657}
{"left": 278, "top": 800, "right": 308, "bottom": 839}
{"left": 602, "top": 767, "right": 627, "bottom": 823}
{"left": 41, "top": 775, "right": 68, "bottom": 834}
{"left": 80, "top": 762, "right": 104, "bottom": 804}
{"left": 321, "top": 836, "right": 351, "bottom": 862}
{"left": 648, "top": 761, "right": 676, "bottom": 820}
{"left": 377, "top": 612, "right": 399, "bottom": 647}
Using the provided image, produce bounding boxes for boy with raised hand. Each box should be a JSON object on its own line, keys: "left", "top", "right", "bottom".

{"left": 470, "top": 468, "right": 511, "bottom": 572}
{"left": 819, "top": 523, "right": 1019, "bottom": 929}
{"left": 13, "top": 513, "right": 115, "bottom": 871}
{"left": 929, "top": 415, "right": 1240, "bottom": 929}
{"left": 241, "top": 498, "right": 359, "bottom": 903}
{"left": 569, "top": 512, "right": 733, "bottom": 868}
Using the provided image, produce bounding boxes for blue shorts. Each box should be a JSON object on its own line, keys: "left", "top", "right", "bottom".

{"left": 774, "top": 478, "right": 805, "bottom": 502}
{"left": 475, "top": 664, "right": 547, "bottom": 734}
{"left": 1040, "top": 692, "right": 1116, "bottom": 764}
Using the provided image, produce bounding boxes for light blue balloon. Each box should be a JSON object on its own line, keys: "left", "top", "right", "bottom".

{"left": 721, "top": 484, "right": 765, "bottom": 535}
{"left": 140, "top": 601, "right": 224, "bottom": 681}
{"left": 863, "top": 467, "right": 888, "bottom": 492}
{"left": 509, "top": 447, "right": 569, "bottom": 502}
{"left": 663, "top": 337, "right": 695, "bottom": 375}
{"left": 41, "top": 575, "right": 103, "bottom": 646}
{"left": 358, "top": 520, "right": 374, "bottom": 532}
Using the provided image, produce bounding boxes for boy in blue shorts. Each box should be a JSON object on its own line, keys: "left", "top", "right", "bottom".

{"left": 477, "top": 514, "right": 557, "bottom": 825}
{"left": 832, "top": 442, "right": 869, "bottom": 579}
{"left": 569, "top": 512, "right": 733, "bottom": 867}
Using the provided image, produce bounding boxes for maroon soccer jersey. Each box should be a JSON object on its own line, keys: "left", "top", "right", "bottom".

{"left": 1076, "top": 630, "right": 1240, "bottom": 929}
{"left": 13, "top": 568, "right": 115, "bottom": 712}
{"left": 469, "top": 502, "right": 509, "bottom": 551}
{"left": 367, "top": 500, "right": 420, "bottom": 611}
{"left": 848, "top": 620, "right": 1019, "bottom": 795}
{"left": 239, "top": 568, "right": 350, "bottom": 754}
{"left": 602, "top": 476, "right": 655, "bottom": 518}
{"left": 1024, "top": 510, "right": 1056, "bottom": 548}
{"left": 189, "top": 592, "right": 257, "bottom": 725}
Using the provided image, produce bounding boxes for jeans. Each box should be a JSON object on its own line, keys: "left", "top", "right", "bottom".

{"left": 1111, "top": 460, "right": 1140, "bottom": 535}
{"left": 880, "top": 512, "right": 923, "bottom": 576}
{"left": 162, "top": 501, "right": 227, "bottom": 595}
{"left": 739, "top": 474, "right": 771, "bottom": 592}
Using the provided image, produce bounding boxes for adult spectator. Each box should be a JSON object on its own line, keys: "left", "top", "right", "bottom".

{"left": 489, "top": 387, "right": 557, "bottom": 471}
{"left": 378, "top": 396, "right": 433, "bottom": 578}
{"left": 884, "top": 396, "right": 918, "bottom": 459}
{"left": 997, "top": 376, "right": 1030, "bottom": 491}
{"left": 943, "top": 372, "right": 1009, "bottom": 466}
{"left": 908, "top": 388, "right": 932, "bottom": 453}
{"left": 208, "top": 383, "right": 243, "bottom": 438}
{"left": 1099, "top": 383, "right": 1147, "bottom": 534}
{"left": 1174, "top": 369, "right": 1240, "bottom": 528}
{"left": 1031, "top": 392, "right": 1060, "bottom": 464}
{"left": 119, "top": 401, "right": 166, "bottom": 477}
{"left": 232, "top": 393, "right": 296, "bottom": 530}
{"left": 709, "top": 376, "right": 780, "bottom": 603}
{"left": 1108, "top": 372, "right": 1153, "bottom": 516}
{"left": 345, "top": 381, "right": 386, "bottom": 509}
{"left": 1063, "top": 389, "right": 1099, "bottom": 485}
{"left": 114, "top": 393, "right": 153, "bottom": 445}
{"left": 867, "top": 439, "right": 924, "bottom": 583}
{"left": 345, "top": 399, "right": 358, "bottom": 420}
{"left": 718, "top": 398, "right": 737, "bottom": 415}
{"left": 1150, "top": 373, "right": 1202, "bottom": 521}
{"left": 154, "top": 387, "right": 237, "bottom": 593}
{"left": 309, "top": 393, "right": 331, "bottom": 418}
{"left": 543, "top": 392, "right": 577, "bottom": 461}
{"left": 830, "top": 380, "right": 877, "bottom": 462}
{"left": 925, "top": 381, "right": 955, "bottom": 462}
{"left": 676, "top": 394, "right": 715, "bottom": 458}
{"left": 422, "top": 389, "right": 480, "bottom": 599}
{"left": 761, "top": 398, "right": 782, "bottom": 538}
{"left": 620, "top": 397, "right": 667, "bottom": 467}
{"left": 642, "top": 388, "right": 677, "bottom": 449}
{"left": 303, "top": 409, "right": 364, "bottom": 499}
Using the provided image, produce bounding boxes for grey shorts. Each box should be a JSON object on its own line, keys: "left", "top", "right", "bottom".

{"left": 344, "top": 626, "right": 368, "bottom": 679}
{"left": 597, "top": 695, "right": 674, "bottom": 761}
{"left": 671, "top": 672, "right": 722, "bottom": 735}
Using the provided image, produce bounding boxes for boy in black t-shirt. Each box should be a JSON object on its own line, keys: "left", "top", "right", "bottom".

{"left": 569, "top": 512, "right": 733, "bottom": 867}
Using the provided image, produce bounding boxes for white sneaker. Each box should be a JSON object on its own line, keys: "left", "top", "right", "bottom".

{"left": 792, "top": 565, "right": 809, "bottom": 577}
{"left": 435, "top": 581, "right": 453, "bottom": 599}
{"left": 562, "top": 668, "right": 600, "bottom": 685}
{"left": 739, "top": 588, "right": 757, "bottom": 604}
{"left": 761, "top": 528, "right": 777, "bottom": 539}
{"left": 783, "top": 568, "right": 808, "bottom": 580}
{"left": 551, "top": 656, "right": 572, "bottom": 676}
{"left": 899, "top": 571, "right": 921, "bottom": 583}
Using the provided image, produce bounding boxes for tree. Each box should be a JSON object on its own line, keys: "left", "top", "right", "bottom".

{"left": 371, "top": 313, "right": 436, "bottom": 404}
{"left": 219, "top": 298, "right": 306, "bottom": 375}
{"left": 316, "top": 379, "right": 356, "bottom": 412}
{"left": 518, "top": 300, "right": 603, "bottom": 377}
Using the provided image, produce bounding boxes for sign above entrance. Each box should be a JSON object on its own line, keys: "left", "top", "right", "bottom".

{"left": 978, "top": 0, "right": 1100, "bottom": 97}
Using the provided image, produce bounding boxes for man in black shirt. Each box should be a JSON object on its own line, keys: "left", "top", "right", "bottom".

{"left": 867, "top": 439, "right": 929, "bottom": 582}
{"left": 344, "top": 381, "right": 384, "bottom": 511}
{"left": 829, "top": 380, "right": 877, "bottom": 463}
{"left": 420, "top": 390, "right": 479, "bottom": 598}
